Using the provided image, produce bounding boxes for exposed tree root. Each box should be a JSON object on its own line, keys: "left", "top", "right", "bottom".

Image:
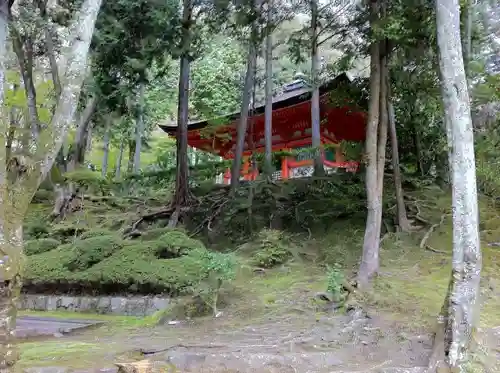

{"left": 420, "top": 214, "right": 448, "bottom": 249}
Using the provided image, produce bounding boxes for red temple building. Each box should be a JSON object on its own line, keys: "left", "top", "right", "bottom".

{"left": 159, "top": 73, "right": 367, "bottom": 184}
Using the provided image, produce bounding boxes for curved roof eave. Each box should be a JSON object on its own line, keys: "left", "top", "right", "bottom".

{"left": 159, "top": 72, "right": 360, "bottom": 134}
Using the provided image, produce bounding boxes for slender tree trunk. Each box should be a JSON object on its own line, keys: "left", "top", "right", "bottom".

{"left": 357, "top": 2, "right": 382, "bottom": 289}
{"left": 375, "top": 41, "right": 388, "bottom": 241}
{"left": 115, "top": 138, "right": 124, "bottom": 179}
{"left": 127, "top": 140, "right": 135, "bottom": 173}
{"left": 310, "top": 0, "right": 323, "bottom": 175}
{"left": 169, "top": 0, "right": 194, "bottom": 227}
{"left": 10, "top": 33, "right": 41, "bottom": 137}
{"left": 69, "top": 95, "right": 98, "bottom": 170}
{"left": 86, "top": 124, "right": 93, "bottom": 152}
{"left": 101, "top": 119, "right": 111, "bottom": 177}
{"left": 133, "top": 82, "right": 145, "bottom": 173}
{"left": 263, "top": 0, "right": 273, "bottom": 177}
{"left": 230, "top": 22, "right": 257, "bottom": 192}
{"left": 387, "top": 89, "right": 410, "bottom": 231}
{"left": 429, "top": 0, "right": 482, "bottom": 370}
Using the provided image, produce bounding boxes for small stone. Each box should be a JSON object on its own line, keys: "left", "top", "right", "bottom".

{"left": 53, "top": 332, "right": 64, "bottom": 338}
{"left": 168, "top": 320, "right": 181, "bottom": 325}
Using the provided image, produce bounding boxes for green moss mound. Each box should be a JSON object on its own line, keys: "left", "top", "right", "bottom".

{"left": 24, "top": 238, "right": 61, "bottom": 256}
{"left": 23, "top": 230, "right": 209, "bottom": 295}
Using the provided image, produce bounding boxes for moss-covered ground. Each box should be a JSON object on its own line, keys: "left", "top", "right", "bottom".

{"left": 17, "top": 185, "right": 500, "bottom": 371}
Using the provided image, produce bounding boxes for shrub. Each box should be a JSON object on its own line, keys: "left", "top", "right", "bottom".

{"left": 24, "top": 238, "right": 61, "bottom": 256}
{"left": 51, "top": 223, "right": 87, "bottom": 241}
{"left": 23, "top": 229, "right": 213, "bottom": 296}
{"left": 252, "top": 229, "right": 291, "bottom": 268}
{"left": 24, "top": 222, "right": 50, "bottom": 240}
{"left": 79, "top": 229, "right": 115, "bottom": 240}
{"left": 65, "top": 235, "right": 124, "bottom": 271}
{"left": 326, "top": 263, "right": 347, "bottom": 302}
{"left": 139, "top": 227, "right": 173, "bottom": 241}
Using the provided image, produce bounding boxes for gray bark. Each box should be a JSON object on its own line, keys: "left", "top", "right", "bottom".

{"left": 310, "top": 0, "right": 323, "bottom": 175}
{"left": 37, "top": 0, "right": 103, "bottom": 187}
{"left": 357, "top": 3, "right": 382, "bottom": 289}
{"left": 133, "top": 82, "right": 145, "bottom": 173}
{"left": 431, "top": 0, "right": 482, "bottom": 369}
{"left": 101, "top": 118, "right": 111, "bottom": 177}
{"left": 263, "top": 0, "right": 273, "bottom": 176}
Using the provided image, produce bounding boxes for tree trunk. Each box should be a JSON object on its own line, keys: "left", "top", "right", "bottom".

{"left": 169, "top": 0, "right": 195, "bottom": 226}
{"left": 133, "top": 82, "right": 145, "bottom": 173}
{"left": 101, "top": 119, "right": 111, "bottom": 177}
{"left": 230, "top": 25, "right": 257, "bottom": 192}
{"left": 357, "top": 2, "right": 382, "bottom": 289}
{"left": 263, "top": 0, "right": 273, "bottom": 177}
{"left": 387, "top": 90, "right": 410, "bottom": 232}
{"left": 11, "top": 33, "right": 41, "bottom": 137}
{"left": 115, "top": 138, "right": 124, "bottom": 179}
{"left": 127, "top": 140, "right": 135, "bottom": 173}
{"left": 430, "top": 0, "right": 482, "bottom": 369}
{"left": 310, "top": 0, "right": 323, "bottom": 175}
{"left": 69, "top": 95, "right": 98, "bottom": 170}
{"left": 0, "top": 222, "right": 23, "bottom": 368}
{"left": 462, "top": 0, "right": 473, "bottom": 73}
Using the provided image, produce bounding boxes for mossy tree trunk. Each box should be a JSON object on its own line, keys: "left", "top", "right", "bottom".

{"left": 429, "top": 0, "right": 482, "bottom": 370}
{"left": 0, "top": 0, "right": 103, "bottom": 366}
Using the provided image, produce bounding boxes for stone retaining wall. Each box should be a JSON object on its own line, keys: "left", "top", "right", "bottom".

{"left": 18, "top": 294, "right": 170, "bottom": 316}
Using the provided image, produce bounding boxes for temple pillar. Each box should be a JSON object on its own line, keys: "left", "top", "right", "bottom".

{"left": 281, "top": 151, "right": 289, "bottom": 180}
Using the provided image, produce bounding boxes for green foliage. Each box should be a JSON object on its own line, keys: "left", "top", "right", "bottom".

{"left": 252, "top": 229, "right": 291, "bottom": 268}
{"left": 78, "top": 229, "right": 115, "bottom": 240}
{"left": 24, "top": 221, "right": 50, "bottom": 240}
{"left": 24, "top": 239, "right": 61, "bottom": 256}
{"left": 326, "top": 263, "right": 346, "bottom": 302}
{"left": 188, "top": 249, "right": 237, "bottom": 315}
{"left": 64, "top": 169, "right": 109, "bottom": 194}
{"left": 23, "top": 229, "right": 210, "bottom": 295}
{"left": 65, "top": 235, "right": 124, "bottom": 271}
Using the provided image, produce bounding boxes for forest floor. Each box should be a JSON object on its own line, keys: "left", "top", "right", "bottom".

{"left": 18, "top": 187, "right": 500, "bottom": 373}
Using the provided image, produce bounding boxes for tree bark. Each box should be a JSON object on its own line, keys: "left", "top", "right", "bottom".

{"left": 387, "top": 89, "right": 410, "bottom": 232}
{"left": 101, "top": 118, "right": 111, "bottom": 177}
{"left": 263, "top": 0, "right": 273, "bottom": 177}
{"left": 10, "top": 32, "right": 40, "bottom": 137}
{"left": 133, "top": 82, "right": 145, "bottom": 173}
{"left": 310, "top": 0, "right": 323, "bottom": 175}
{"left": 115, "top": 138, "right": 124, "bottom": 179}
{"left": 169, "top": 0, "right": 195, "bottom": 226}
{"left": 1, "top": 0, "right": 101, "bottom": 366}
{"left": 357, "top": 2, "right": 382, "bottom": 289}
{"left": 69, "top": 95, "right": 98, "bottom": 170}
{"left": 127, "top": 140, "right": 135, "bottom": 173}
{"left": 230, "top": 19, "right": 258, "bottom": 192}
{"left": 430, "top": 0, "right": 482, "bottom": 369}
